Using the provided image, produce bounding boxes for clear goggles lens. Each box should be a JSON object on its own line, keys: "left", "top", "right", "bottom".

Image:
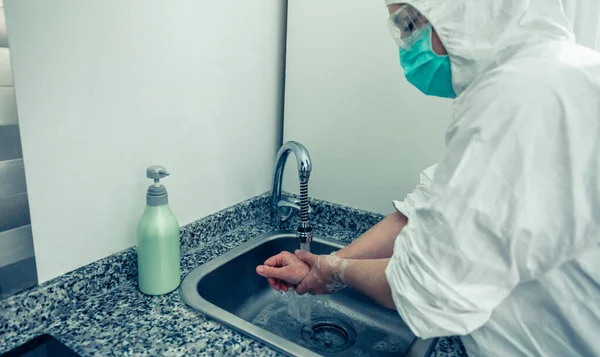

{"left": 387, "top": 5, "right": 430, "bottom": 50}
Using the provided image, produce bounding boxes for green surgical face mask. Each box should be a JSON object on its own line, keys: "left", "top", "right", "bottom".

{"left": 399, "top": 26, "right": 456, "bottom": 99}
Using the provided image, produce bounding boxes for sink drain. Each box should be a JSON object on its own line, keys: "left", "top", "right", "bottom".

{"left": 301, "top": 317, "right": 356, "bottom": 353}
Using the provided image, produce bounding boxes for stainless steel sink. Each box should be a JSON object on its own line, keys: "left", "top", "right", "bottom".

{"left": 180, "top": 230, "right": 437, "bottom": 357}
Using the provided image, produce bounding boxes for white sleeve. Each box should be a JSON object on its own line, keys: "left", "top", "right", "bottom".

{"left": 385, "top": 79, "right": 599, "bottom": 339}
{"left": 393, "top": 164, "right": 437, "bottom": 219}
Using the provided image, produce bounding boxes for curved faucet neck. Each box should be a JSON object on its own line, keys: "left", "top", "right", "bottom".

{"left": 270, "top": 141, "right": 312, "bottom": 228}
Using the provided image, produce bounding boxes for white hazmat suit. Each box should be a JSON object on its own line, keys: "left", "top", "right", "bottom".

{"left": 384, "top": 0, "right": 600, "bottom": 356}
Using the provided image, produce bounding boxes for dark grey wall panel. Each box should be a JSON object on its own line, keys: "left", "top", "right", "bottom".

{"left": 0, "top": 256, "right": 37, "bottom": 298}
{"left": 0, "top": 224, "right": 34, "bottom": 268}
{"left": 0, "top": 48, "right": 13, "bottom": 86}
{"left": 0, "top": 124, "right": 22, "bottom": 161}
{"left": 0, "top": 7, "right": 35, "bottom": 299}
{"left": 0, "top": 87, "right": 17, "bottom": 126}
{"left": 0, "top": 8, "right": 7, "bottom": 49}
{"left": 0, "top": 158, "right": 26, "bottom": 197}
{"left": 0, "top": 192, "right": 30, "bottom": 232}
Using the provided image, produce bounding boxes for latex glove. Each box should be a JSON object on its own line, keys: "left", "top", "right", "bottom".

{"left": 256, "top": 251, "right": 310, "bottom": 292}
{"left": 294, "top": 250, "right": 347, "bottom": 295}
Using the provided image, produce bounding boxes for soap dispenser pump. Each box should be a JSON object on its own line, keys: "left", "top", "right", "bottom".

{"left": 137, "top": 165, "right": 181, "bottom": 295}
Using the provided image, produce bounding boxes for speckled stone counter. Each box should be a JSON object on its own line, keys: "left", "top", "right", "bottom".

{"left": 0, "top": 195, "right": 467, "bottom": 357}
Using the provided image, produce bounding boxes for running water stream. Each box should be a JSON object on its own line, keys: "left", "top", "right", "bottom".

{"left": 291, "top": 241, "right": 311, "bottom": 324}
{"left": 300, "top": 242, "right": 310, "bottom": 252}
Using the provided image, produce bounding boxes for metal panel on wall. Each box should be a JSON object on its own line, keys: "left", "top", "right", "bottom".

{"left": 0, "top": 158, "right": 26, "bottom": 196}
{"left": 0, "top": 192, "right": 30, "bottom": 231}
{"left": 0, "top": 124, "right": 22, "bottom": 160}
{"left": 0, "top": 3, "right": 37, "bottom": 297}
{"left": 0, "top": 87, "right": 17, "bottom": 126}
{"left": 0, "top": 224, "right": 34, "bottom": 267}
{"left": 0, "top": 257, "right": 37, "bottom": 298}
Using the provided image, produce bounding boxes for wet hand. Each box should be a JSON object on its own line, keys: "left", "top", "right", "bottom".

{"left": 256, "top": 251, "right": 310, "bottom": 292}
{"left": 294, "top": 250, "right": 347, "bottom": 295}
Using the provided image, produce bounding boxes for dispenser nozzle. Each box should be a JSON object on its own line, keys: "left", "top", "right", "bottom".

{"left": 146, "top": 165, "right": 170, "bottom": 184}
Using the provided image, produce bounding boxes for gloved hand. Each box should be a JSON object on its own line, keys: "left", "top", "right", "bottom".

{"left": 294, "top": 250, "right": 348, "bottom": 295}
{"left": 256, "top": 251, "right": 311, "bottom": 292}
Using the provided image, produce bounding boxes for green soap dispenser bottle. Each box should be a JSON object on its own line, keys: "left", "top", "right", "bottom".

{"left": 137, "top": 165, "right": 181, "bottom": 295}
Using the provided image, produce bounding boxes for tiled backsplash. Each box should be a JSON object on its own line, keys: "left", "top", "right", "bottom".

{"left": 0, "top": 3, "right": 37, "bottom": 299}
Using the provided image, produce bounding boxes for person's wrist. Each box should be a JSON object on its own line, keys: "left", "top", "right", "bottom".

{"left": 331, "top": 250, "right": 348, "bottom": 259}
{"left": 337, "top": 259, "right": 349, "bottom": 285}
{"left": 328, "top": 255, "right": 348, "bottom": 286}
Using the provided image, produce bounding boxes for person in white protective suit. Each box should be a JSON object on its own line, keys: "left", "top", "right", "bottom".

{"left": 255, "top": 0, "right": 600, "bottom": 356}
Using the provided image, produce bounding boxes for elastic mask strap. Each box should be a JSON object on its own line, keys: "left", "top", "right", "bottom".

{"left": 427, "top": 27, "right": 448, "bottom": 58}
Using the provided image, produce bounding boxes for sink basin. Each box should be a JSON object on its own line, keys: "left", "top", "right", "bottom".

{"left": 180, "top": 230, "right": 437, "bottom": 357}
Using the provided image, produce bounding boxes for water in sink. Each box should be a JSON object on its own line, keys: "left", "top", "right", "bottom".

{"left": 249, "top": 289, "right": 412, "bottom": 356}
{"left": 292, "top": 242, "right": 312, "bottom": 324}
{"left": 251, "top": 291, "right": 338, "bottom": 352}
{"left": 252, "top": 290, "right": 312, "bottom": 327}
{"left": 286, "top": 290, "right": 312, "bottom": 325}
{"left": 183, "top": 232, "right": 420, "bottom": 356}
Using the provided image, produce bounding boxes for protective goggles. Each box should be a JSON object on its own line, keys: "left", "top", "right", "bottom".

{"left": 387, "top": 4, "right": 431, "bottom": 50}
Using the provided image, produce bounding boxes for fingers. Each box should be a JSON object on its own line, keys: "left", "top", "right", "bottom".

{"left": 258, "top": 265, "right": 301, "bottom": 286}
{"left": 265, "top": 275, "right": 294, "bottom": 292}
{"left": 259, "top": 251, "right": 316, "bottom": 293}
{"left": 295, "top": 280, "right": 310, "bottom": 295}
{"left": 270, "top": 278, "right": 285, "bottom": 291}
{"left": 295, "top": 250, "right": 318, "bottom": 266}
{"left": 264, "top": 251, "right": 291, "bottom": 267}
{"left": 267, "top": 277, "right": 282, "bottom": 291}
{"left": 256, "top": 265, "right": 285, "bottom": 280}
{"left": 275, "top": 280, "right": 293, "bottom": 292}
{"left": 296, "top": 283, "right": 326, "bottom": 296}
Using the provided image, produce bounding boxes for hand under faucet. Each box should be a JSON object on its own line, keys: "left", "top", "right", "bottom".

{"left": 256, "top": 251, "right": 310, "bottom": 292}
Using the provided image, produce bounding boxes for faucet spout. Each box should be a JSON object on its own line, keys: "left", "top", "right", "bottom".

{"left": 270, "top": 141, "right": 313, "bottom": 244}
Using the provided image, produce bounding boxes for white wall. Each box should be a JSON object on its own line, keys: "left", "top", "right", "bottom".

{"left": 283, "top": 0, "right": 452, "bottom": 215}
{"left": 5, "top": 0, "right": 285, "bottom": 283}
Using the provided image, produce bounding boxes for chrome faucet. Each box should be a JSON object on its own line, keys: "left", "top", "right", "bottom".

{"left": 270, "top": 141, "right": 313, "bottom": 244}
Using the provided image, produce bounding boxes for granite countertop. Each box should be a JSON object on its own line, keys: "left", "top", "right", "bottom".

{"left": 0, "top": 195, "right": 467, "bottom": 357}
